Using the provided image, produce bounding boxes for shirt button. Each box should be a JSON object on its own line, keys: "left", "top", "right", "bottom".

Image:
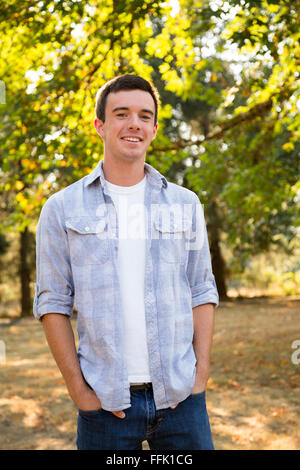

{"left": 85, "top": 226, "right": 90, "bottom": 232}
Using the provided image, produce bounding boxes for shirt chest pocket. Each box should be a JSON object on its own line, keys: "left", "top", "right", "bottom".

{"left": 153, "top": 217, "right": 192, "bottom": 264}
{"left": 66, "top": 217, "right": 109, "bottom": 266}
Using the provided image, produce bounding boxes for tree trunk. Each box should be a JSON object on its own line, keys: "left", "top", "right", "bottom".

{"left": 20, "top": 227, "right": 32, "bottom": 316}
{"left": 207, "top": 200, "right": 228, "bottom": 299}
{"left": 210, "top": 235, "right": 228, "bottom": 299}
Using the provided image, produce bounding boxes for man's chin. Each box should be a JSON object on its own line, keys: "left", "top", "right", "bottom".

{"left": 118, "top": 152, "right": 146, "bottom": 163}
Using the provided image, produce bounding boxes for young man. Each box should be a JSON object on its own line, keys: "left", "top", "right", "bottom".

{"left": 34, "top": 74, "right": 219, "bottom": 450}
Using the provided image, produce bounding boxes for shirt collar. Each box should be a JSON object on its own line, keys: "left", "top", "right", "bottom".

{"left": 83, "top": 159, "right": 168, "bottom": 189}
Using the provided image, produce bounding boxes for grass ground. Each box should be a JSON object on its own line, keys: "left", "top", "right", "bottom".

{"left": 0, "top": 296, "right": 299, "bottom": 450}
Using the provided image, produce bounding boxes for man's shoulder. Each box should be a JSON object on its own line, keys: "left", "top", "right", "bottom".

{"left": 40, "top": 174, "right": 88, "bottom": 215}
{"left": 146, "top": 163, "right": 200, "bottom": 204}
{"left": 164, "top": 180, "right": 200, "bottom": 204}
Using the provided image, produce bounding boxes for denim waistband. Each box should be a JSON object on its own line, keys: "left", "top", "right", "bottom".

{"left": 130, "top": 383, "right": 152, "bottom": 391}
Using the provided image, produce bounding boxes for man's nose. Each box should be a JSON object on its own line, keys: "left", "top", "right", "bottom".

{"left": 127, "top": 114, "right": 140, "bottom": 129}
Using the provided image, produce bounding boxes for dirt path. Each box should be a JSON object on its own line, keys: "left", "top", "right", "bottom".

{"left": 0, "top": 297, "right": 299, "bottom": 450}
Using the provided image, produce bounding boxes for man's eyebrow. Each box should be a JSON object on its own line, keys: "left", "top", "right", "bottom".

{"left": 141, "top": 108, "right": 154, "bottom": 116}
{"left": 112, "top": 106, "right": 154, "bottom": 115}
{"left": 112, "top": 107, "right": 129, "bottom": 113}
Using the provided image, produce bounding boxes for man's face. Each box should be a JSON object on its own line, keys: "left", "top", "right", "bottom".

{"left": 94, "top": 89, "right": 158, "bottom": 164}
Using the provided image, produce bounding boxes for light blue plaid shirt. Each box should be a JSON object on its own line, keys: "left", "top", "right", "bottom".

{"left": 34, "top": 160, "right": 219, "bottom": 411}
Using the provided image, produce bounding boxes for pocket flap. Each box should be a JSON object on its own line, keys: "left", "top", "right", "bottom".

{"left": 154, "top": 217, "right": 192, "bottom": 233}
{"left": 66, "top": 217, "right": 107, "bottom": 234}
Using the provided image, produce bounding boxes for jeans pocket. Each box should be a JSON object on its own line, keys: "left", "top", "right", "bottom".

{"left": 78, "top": 408, "right": 102, "bottom": 416}
{"left": 190, "top": 390, "right": 206, "bottom": 398}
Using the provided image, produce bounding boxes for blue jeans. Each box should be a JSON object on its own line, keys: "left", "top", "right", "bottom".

{"left": 76, "top": 387, "right": 214, "bottom": 450}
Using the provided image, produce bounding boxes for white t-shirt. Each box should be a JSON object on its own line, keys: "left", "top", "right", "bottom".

{"left": 105, "top": 176, "right": 151, "bottom": 383}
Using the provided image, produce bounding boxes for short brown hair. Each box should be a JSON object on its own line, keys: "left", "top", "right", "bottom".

{"left": 95, "top": 74, "right": 160, "bottom": 125}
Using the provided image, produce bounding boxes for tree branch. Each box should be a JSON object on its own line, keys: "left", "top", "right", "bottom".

{"left": 151, "top": 91, "right": 287, "bottom": 152}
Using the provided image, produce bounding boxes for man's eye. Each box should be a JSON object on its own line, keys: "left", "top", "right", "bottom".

{"left": 141, "top": 115, "right": 151, "bottom": 120}
{"left": 116, "top": 113, "right": 127, "bottom": 117}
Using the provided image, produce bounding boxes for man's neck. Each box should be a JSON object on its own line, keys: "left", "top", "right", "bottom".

{"left": 102, "top": 157, "right": 145, "bottom": 187}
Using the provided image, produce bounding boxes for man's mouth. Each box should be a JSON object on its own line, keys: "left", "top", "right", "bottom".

{"left": 121, "top": 136, "right": 143, "bottom": 143}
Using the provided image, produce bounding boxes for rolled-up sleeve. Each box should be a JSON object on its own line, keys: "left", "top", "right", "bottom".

{"left": 186, "top": 194, "right": 219, "bottom": 308}
{"left": 33, "top": 192, "right": 74, "bottom": 320}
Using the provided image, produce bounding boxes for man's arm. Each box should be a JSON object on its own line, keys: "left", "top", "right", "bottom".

{"left": 185, "top": 195, "right": 218, "bottom": 393}
{"left": 170, "top": 302, "right": 214, "bottom": 409}
{"left": 192, "top": 303, "right": 215, "bottom": 393}
{"left": 34, "top": 197, "right": 126, "bottom": 418}
{"left": 41, "top": 313, "right": 101, "bottom": 411}
{"left": 34, "top": 197, "right": 98, "bottom": 410}
{"left": 42, "top": 313, "right": 126, "bottom": 418}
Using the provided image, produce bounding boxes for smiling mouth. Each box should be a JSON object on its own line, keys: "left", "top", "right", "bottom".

{"left": 121, "top": 137, "right": 143, "bottom": 143}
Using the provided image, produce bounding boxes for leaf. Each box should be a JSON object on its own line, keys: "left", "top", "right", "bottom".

{"left": 15, "top": 181, "right": 24, "bottom": 190}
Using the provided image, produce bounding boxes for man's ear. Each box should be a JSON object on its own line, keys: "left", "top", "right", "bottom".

{"left": 94, "top": 118, "right": 105, "bottom": 139}
{"left": 152, "top": 122, "right": 158, "bottom": 141}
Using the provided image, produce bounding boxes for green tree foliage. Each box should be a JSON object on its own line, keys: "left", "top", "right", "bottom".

{"left": 203, "top": 1, "right": 299, "bottom": 266}
{"left": 150, "top": 0, "right": 300, "bottom": 278}
{"left": 0, "top": 0, "right": 299, "bottom": 307}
